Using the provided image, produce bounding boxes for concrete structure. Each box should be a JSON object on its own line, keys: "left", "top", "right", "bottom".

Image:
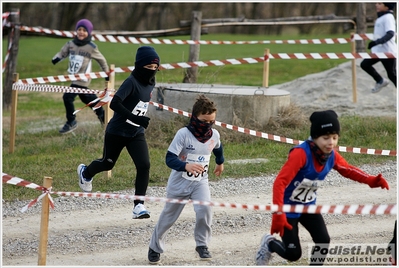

{"left": 148, "top": 83, "right": 291, "bottom": 127}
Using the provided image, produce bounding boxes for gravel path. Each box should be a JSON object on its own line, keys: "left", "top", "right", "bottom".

{"left": 2, "top": 161, "right": 397, "bottom": 266}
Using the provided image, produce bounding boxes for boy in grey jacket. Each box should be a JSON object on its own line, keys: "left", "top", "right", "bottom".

{"left": 52, "top": 19, "right": 109, "bottom": 134}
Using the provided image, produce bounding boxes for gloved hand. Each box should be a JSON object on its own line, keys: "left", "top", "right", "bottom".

{"left": 367, "top": 174, "right": 389, "bottom": 190}
{"left": 51, "top": 57, "right": 61, "bottom": 65}
{"left": 270, "top": 212, "right": 292, "bottom": 237}
{"left": 130, "top": 115, "right": 150, "bottom": 129}
{"left": 105, "top": 76, "right": 109, "bottom": 82}
{"left": 368, "top": 41, "right": 377, "bottom": 49}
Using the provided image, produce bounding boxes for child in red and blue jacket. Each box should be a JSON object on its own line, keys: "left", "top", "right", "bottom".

{"left": 256, "top": 110, "right": 390, "bottom": 266}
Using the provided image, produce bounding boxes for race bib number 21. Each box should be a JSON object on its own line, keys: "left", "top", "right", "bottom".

{"left": 126, "top": 100, "right": 149, "bottom": 126}
{"left": 289, "top": 178, "right": 322, "bottom": 203}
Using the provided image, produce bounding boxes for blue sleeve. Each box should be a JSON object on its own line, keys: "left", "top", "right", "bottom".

{"left": 165, "top": 151, "right": 187, "bottom": 171}
{"left": 375, "top": 30, "right": 395, "bottom": 44}
{"left": 212, "top": 143, "right": 225, "bottom": 165}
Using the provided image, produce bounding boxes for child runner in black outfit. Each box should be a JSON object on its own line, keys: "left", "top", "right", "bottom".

{"left": 52, "top": 19, "right": 109, "bottom": 134}
{"left": 256, "top": 110, "right": 390, "bottom": 266}
{"left": 77, "top": 46, "right": 160, "bottom": 219}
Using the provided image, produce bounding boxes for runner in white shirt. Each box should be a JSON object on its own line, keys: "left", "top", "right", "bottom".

{"left": 360, "top": 3, "right": 397, "bottom": 93}
{"left": 148, "top": 94, "right": 225, "bottom": 264}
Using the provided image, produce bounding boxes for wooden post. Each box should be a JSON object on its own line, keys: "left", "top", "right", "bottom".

{"left": 182, "top": 11, "right": 202, "bottom": 83}
{"left": 351, "top": 34, "right": 357, "bottom": 103}
{"left": 9, "top": 73, "right": 19, "bottom": 153}
{"left": 3, "top": 8, "right": 20, "bottom": 110}
{"left": 37, "top": 176, "right": 53, "bottom": 266}
{"left": 104, "top": 64, "right": 115, "bottom": 179}
{"left": 104, "top": 64, "right": 115, "bottom": 126}
{"left": 263, "top": 49, "right": 270, "bottom": 88}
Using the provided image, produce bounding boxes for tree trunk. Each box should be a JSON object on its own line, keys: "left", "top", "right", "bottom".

{"left": 356, "top": 3, "right": 367, "bottom": 52}
{"left": 182, "top": 11, "right": 202, "bottom": 83}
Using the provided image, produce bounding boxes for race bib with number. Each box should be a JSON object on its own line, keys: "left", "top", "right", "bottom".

{"left": 289, "top": 178, "right": 322, "bottom": 203}
{"left": 68, "top": 54, "right": 84, "bottom": 74}
{"left": 126, "top": 100, "right": 149, "bottom": 126}
{"left": 182, "top": 154, "right": 210, "bottom": 181}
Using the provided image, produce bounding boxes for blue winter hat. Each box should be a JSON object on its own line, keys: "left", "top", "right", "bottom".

{"left": 135, "top": 46, "right": 160, "bottom": 67}
{"left": 76, "top": 19, "right": 93, "bottom": 35}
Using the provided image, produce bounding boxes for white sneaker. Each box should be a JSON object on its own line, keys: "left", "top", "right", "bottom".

{"left": 256, "top": 234, "right": 275, "bottom": 265}
{"left": 132, "top": 203, "right": 150, "bottom": 219}
{"left": 77, "top": 164, "right": 92, "bottom": 192}
{"left": 372, "top": 78, "right": 389, "bottom": 93}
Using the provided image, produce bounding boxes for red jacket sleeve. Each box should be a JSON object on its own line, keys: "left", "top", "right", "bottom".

{"left": 333, "top": 150, "right": 373, "bottom": 183}
{"left": 272, "top": 148, "right": 307, "bottom": 205}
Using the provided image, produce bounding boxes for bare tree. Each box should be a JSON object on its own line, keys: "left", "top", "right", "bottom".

{"left": 1, "top": 3, "right": 379, "bottom": 37}
{"left": 356, "top": 3, "right": 367, "bottom": 52}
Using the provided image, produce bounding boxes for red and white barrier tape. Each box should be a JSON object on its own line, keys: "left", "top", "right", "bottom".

{"left": 2, "top": 172, "right": 46, "bottom": 191}
{"left": 150, "top": 101, "right": 397, "bottom": 157}
{"left": 17, "top": 25, "right": 375, "bottom": 44}
{"left": 12, "top": 83, "right": 103, "bottom": 94}
{"left": 351, "top": 33, "right": 374, "bottom": 41}
{"left": 2, "top": 173, "right": 55, "bottom": 212}
{"left": 2, "top": 11, "right": 19, "bottom": 28}
{"left": 2, "top": 173, "right": 396, "bottom": 215}
{"left": 266, "top": 52, "right": 396, "bottom": 60}
{"left": 15, "top": 71, "right": 111, "bottom": 85}
{"left": 52, "top": 191, "right": 397, "bottom": 215}
{"left": 73, "top": 88, "right": 115, "bottom": 114}
{"left": 14, "top": 52, "right": 397, "bottom": 85}
{"left": 9, "top": 83, "right": 397, "bottom": 156}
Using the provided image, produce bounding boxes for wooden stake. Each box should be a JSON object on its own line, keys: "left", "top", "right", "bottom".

{"left": 104, "top": 64, "right": 115, "bottom": 179}
{"left": 351, "top": 32, "right": 357, "bottom": 103}
{"left": 37, "top": 176, "right": 53, "bottom": 266}
{"left": 9, "top": 73, "right": 19, "bottom": 153}
{"left": 263, "top": 48, "right": 270, "bottom": 87}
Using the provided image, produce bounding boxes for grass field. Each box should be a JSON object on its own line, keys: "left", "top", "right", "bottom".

{"left": 2, "top": 33, "right": 396, "bottom": 201}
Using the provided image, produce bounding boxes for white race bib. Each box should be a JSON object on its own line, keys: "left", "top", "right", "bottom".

{"left": 289, "top": 178, "right": 322, "bottom": 203}
{"left": 126, "top": 100, "right": 149, "bottom": 126}
{"left": 182, "top": 154, "right": 210, "bottom": 181}
{"left": 68, "top": 54, "right": 84, "bottom": 74}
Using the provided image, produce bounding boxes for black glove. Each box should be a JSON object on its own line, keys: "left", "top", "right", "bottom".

{"left": 105, "top": 76, "right": 109, "bottom": 82}
{"left": 368, "top": 41, "right": 377, "bottom": 49}
{"left": 51, "top": 57, "right": 61, "bottom": 65}
{"left": 130, "top": 115, "right": 150, "bottom": 129}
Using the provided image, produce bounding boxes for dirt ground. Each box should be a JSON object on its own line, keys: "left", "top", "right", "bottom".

{"left": 2, "top": 166, "right": 397, "bottom": 267}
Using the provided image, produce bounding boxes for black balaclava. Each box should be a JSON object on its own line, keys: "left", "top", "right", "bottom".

{"left": 132, "top": 46, "right": 160, "bottom": 85}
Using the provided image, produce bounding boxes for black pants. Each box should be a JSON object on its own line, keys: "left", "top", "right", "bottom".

{"left": 269, "top": 213, "right": 330, "bottom": 266}
{"left": 360, "top": 58, "right": 397, "bottom": 87}
{"left": 85, "top": 132, "right": 150, "bottom": 206}
{"left": 389, "top": 220, "right": 397, "bottom": 263}
{"left": 63, "top": 84, "right": 104, "bottom": 123}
